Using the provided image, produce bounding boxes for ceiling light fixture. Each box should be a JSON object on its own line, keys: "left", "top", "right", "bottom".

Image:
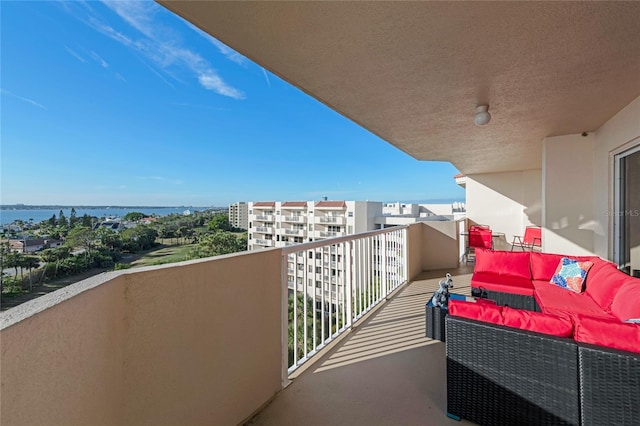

{"left": 474, "top": 104, "right": 491, "bottom": 127}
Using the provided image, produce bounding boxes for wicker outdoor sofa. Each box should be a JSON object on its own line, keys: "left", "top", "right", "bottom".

{"left": 446, "top": 249, "right": 640, "bottom": 426}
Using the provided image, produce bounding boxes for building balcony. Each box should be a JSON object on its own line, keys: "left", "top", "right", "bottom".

{"left": 0, "top": 222, "right": 466, "bottom": 425}
{"left": 254, "top": 226, "right": 274, "bottom": 234}
{"left": 317, "top": 230, "right": 345, "bottom": 238}
{"left": 315, "top": 216, "right": 346, "bottom": 225}
{"left": 282, "top": 215, "right": 306, "bottom": 223}
{"left": 255, "top": 215, "right": 274, "bottom": 221}
{"left": 283, "top": 228, "right": 306, "bottom": 237}
{"left": 255, "top": 238, "right": 274, "bottom": 247}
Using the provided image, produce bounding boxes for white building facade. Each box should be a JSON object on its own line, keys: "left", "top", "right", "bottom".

{"left": 228, "top": 202, "right": 248, "bottom": 230}
{"left": 248, "top": 200, "right": 382, "bottom": 250}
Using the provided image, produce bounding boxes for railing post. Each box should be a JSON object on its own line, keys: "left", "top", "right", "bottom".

{"left": 381, "top": 232, "right": 388, "bottom": 298}
{"left": 345, "top": 240, "right": 352, "bottom": 328}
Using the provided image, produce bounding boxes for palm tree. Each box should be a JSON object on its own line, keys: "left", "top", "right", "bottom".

{"left": 23, "top": 256, "right": 40, "bottom": 291}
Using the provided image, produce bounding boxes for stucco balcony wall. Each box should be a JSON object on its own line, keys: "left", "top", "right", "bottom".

{"left": 1, "top": 249, "right": 283, "bottom": 426}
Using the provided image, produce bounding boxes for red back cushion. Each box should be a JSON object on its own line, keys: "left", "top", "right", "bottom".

{"left": 501, "top": 306, "right": 574, "bottom": 337}
{"left": 449, "top": 300, "right": 503, "bottom": 324}
{"left": 574, "top": 315, "right": 640, "bottom": 354}
{"left": 530, "top": 252, "right": 597, "bottom": 281}
{"left": 610, "top": 278, "right": 640, "bottom": 321}
{"left": 475, "top": 249, "right": 531, "bottom": 279}
{"left": 585, "top": 262, "right": 629, "bottom": 310}
{"left": 449, "top": 301, "right": 573, "bottom": 337}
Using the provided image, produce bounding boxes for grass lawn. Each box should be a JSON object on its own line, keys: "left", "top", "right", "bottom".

{"left": 130, "top": 244, "right": 197, "bottom": 268}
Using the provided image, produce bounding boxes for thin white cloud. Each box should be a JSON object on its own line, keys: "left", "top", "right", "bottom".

{"left": 65, "top": 46, "right": 86, "bottom": 62}
{"left": 261, "top": 68, "right": 271, "bottom": 87}
{"left": 183, "top": 21, "right": 247, "bottom": 66}
{"left": 199, "top": 72, "right": 244, "bottom": 99}
{"left": 90, "top": 50, "right": 109, "bottom": 68}
{"left": 85, "top": 1, "right": 245, "bottom": 99}
{"left": 114, "top": 72, "right": 127, "bottom": 82}
{"left": 1, "top": 89, "right": 47, "bottom": 110}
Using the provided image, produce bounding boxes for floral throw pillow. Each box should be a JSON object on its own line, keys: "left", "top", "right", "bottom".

{"left": 550, "top": 257, "right": 594, "bottom": 293}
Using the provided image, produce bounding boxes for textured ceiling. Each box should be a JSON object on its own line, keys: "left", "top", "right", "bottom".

{"left": 159, "top": 1, "right": 640, "bottom": 174}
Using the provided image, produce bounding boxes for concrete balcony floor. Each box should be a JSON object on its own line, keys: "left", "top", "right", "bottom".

{"left": 248, "top": 267, "right": 476, "bottom": 426}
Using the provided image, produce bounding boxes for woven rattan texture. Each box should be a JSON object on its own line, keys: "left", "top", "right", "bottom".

{"left": 578, "top": 344, "right": 640, "bottom": 426}
{"left": 446, "top": 316, "right": 580, "bottom": 425}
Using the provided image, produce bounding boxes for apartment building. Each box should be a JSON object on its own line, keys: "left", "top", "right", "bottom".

{"left": 228, "top": 202, "right": 248, "bottom": 230}
{"left": 248, "top": 200, "right": 382, "bottom": 250}
{"left": 248, "top": 200, "right": 386, "bottom": 310}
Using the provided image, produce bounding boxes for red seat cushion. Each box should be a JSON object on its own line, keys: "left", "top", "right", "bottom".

{"left": 532, "top": 280, "right": 614, "bottom": 319}
{"left": 584, "top": 261, "right": 630, "bottom": 311}
{"left": 574, "top": 315, "right": 640, "bottom": 354}
{"left": 610, "top": 278, "right": 640, "bottom": 322}
{"left": 472, "top": 273, "right": 534, "bottom": 296}
{"left": 475, "top": 249, "right": 532, "bottom": 279}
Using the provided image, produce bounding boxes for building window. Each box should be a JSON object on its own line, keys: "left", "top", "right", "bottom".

{"left": 348, "top": 212, "right": 353, "bottom": 217}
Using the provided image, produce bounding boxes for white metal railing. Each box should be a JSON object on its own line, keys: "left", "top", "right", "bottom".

{"left": 283, "top": 215, "right": 306, "bottom": 222}
{"left": 255, "top": 238, "right": 274, "bottom": 246}
{"left": 282, "top": 226, "right": 408, "bottom": 374}
{"left": 255, "top": 226, "right": 273, "bottom": 233}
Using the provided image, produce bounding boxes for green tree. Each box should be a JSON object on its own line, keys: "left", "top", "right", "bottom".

{"left": 0, "top": 241, "right": 11, "bottom": 296}
{"left": 40, "top": 247, "right": 70, "bottom": 279}
{"left": 96, "top": 227, "right": 123, "bottom": 251}
{"left": 121, "top": 226, "right": 158, "bottom": 252}
{"left": 124, "top": 212, "right": 145, "bottom": 221}
{"left": 69, "top": 208, "right": 78, "bottom": 226}
{"left": 65, "top": 226, "right": 95, "bottom": 267}
{"left": 48, "top": 214, "right": 57, "bottom": 227}
{"left": 81, "top": 214, "right": 93, "bottom": 227}
{"left": 23, "top": 256, "right": 40, "bottom": 291}
{"left": 208, "top": 213, "right": 232, "bottom": 232}
{"left": 193, "top": 231, "right": 246, "bottom": 258}
{"left": 58, "top": 210, "right": 68, "bottom": 228}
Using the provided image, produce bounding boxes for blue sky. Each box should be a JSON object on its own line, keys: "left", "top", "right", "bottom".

{"left": 1, "top": 1, "right": 464, "bottom": 207}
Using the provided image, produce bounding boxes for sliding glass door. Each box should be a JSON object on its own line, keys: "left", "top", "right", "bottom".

{"left": 615, "top": 144, "right": 640, "bottom": 277}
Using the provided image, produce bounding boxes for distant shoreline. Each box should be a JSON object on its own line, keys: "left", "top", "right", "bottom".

{"left": 1, "top": 205, "right": 216, "bottom": 210}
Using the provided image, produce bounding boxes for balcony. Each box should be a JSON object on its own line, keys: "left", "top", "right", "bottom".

{"left": 0, "top": 222, "right": 468, "bottom": 425}
{"left": 315, "top": 216, "right": 346, "bottom": 224}
{"left": 282, "top": 215, "right": 306, "bottom": 223}
{"left": 255, "top": 238, "right": 274, "bottom": 247}
{"left": 255, "top": 215, "right": 274, "bottom": 221}
{"left": 255, "top": 226, "right": 274, "bottom": 234}
{"left": 283, "top": 228, "right": 306, "bottom": 237}
{"left": 318, "top": 230, "right": 345, "bottom": 238}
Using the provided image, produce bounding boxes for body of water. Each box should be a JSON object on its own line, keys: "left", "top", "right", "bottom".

{"left": 0, "top": 207, "right": 208, "bottom": 226}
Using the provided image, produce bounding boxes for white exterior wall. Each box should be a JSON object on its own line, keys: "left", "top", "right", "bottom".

{"left": 542, "top": 134, "right": 595, "bottom": 255}
{"left": 593, "top": 96, "right": 640, "bottom": 259}
{"left": 541, "top": 96, "right": 640, "bottom": 259}
{"left": 465, "top": 170, "right": 542, "bottom": 250}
